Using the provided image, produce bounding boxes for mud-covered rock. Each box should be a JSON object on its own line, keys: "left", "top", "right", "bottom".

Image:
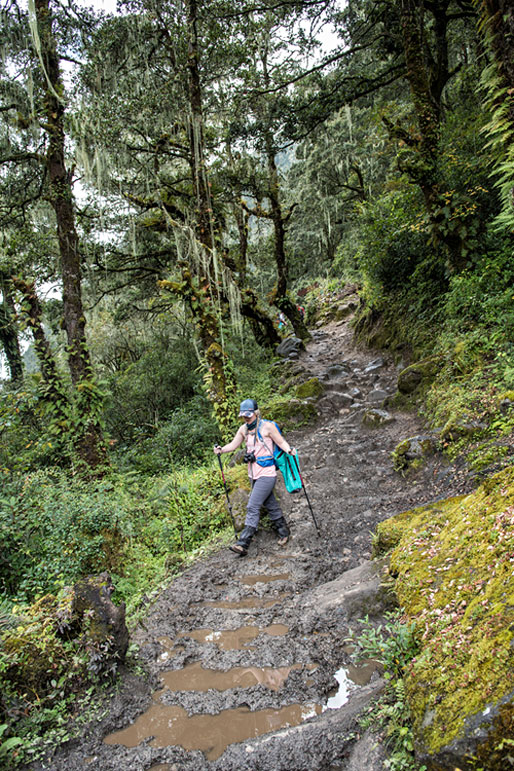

{"left": 440, "top": 419, "right": 487, "bottom": 442}
{"left": 334, "top": 300, "right": 357, "bottom": 321}
{"left": 367, "top": 388, "right": 388, "bottom": 405}
{"left": 364, "top": 357, "right": 385, "bottom": 374}
{"left": 296, "top": 561, "right": 397, "bottom": 626}
{"left": 227, "top": 488, "right": 250, "bottom": 530}
{"left": 318, "top": 391, "right": 354, "bottom": 411}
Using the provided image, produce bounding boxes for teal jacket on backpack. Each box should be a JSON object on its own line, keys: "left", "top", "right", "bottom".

{"left": 255, "top": 419, "right": 303, "bottom": 493}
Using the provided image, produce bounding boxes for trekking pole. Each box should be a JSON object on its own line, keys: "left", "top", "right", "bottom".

{"left": 288, "top": 453, "right": 320, "bottom": 537}
{"left": 216, "top": 450, "right": 238, "bottom": 536}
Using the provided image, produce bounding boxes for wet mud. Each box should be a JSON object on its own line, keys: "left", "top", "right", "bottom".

{"left": 32, "top": 303, "right": 471, "bottom": 771}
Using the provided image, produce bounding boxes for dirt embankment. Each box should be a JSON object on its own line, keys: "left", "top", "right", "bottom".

{"left": 35, "top": 305, "right": 468, "bottom": 771}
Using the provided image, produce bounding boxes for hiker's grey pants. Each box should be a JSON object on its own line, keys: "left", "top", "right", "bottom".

{"left": 246, "top": 476, "right": 283, "bottom": 529}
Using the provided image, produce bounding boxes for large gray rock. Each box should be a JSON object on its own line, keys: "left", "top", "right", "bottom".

{"left": 324, "top": 364, "right": 352, "bottom": 380}
{"left": 364, "top": 357, "right": 385, "bottom": 374}
{"left": 297, "top": 560, "right": 397, "bottom": 623}
{"left": 416, "top": 687, "right": 514, "bottom": 770}
{"left": 318, "top": 392, "right": 355, "bottom": 411}
{"left": 227, "top": 487, "right": 250, "bottom": 530}
{"left": 367, "top": 389, "right": 389, "bottom": 405}
{"left": 276, "top": 336, "right": 304, "bottom": 358}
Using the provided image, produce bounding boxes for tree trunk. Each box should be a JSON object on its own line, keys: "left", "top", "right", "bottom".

{"left": 183, "top": 0, "right": 236, "bottom": 431}
{"left": 186, "top": 0, "right": 214, "bottom": 256}
{"left": 240, "top": 288, "right": 281, "bottom": 349}
{"left": 11, "top": 277, "right": 68, "bottom": 421}
{"left": 159, "top": 267, "right": 237, "bottom": 437}
{"left": 264, "top": 134, "right": 311, "bottom": 340}
{"left": 481, "top": 0, "right": 514, "bottom": 120}
{"left": 396, "top": 0, "right": 467, "bottom": 269}
{"left": 34, "top": 0, "right": 106, "bottom": 469}
{"left": 0, "top": 276, "right": 23, "bottom": 382}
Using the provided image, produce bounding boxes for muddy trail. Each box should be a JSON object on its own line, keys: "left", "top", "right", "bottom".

{"left": 41, "top": 308, "right": 470, "bottom": 771}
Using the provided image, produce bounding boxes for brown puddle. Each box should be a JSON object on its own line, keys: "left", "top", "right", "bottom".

{"left": 198, "top": 593, "right": 290, "bottom": 609}
{"left": 240, "top": 573, "right": 290, "bottom": 585}
{"left": 160, "top": 661, "right": 300, "bottom": 692}
{"left": 175, "top": 624, "right": 288, "bottom": 650}
{"left": 347, "top": 660, "right": 380, "bottom": 686}
{"left": 104, "top": 702, "right": 322, "bottom": 760}
{"left": 148, "top": 766, "right": 170, "bottom": 771}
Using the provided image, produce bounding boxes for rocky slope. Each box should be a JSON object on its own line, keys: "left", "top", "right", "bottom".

{"left": 33, "top": 303, "right": 470, "bottom": 771}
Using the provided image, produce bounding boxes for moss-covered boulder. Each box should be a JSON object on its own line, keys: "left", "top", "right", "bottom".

{"left": 262, "top": 399, "right": 317, "bottom": 432}
{"left": 295, "top": 377, "right": 325, "bottom": 400}
{"left": 228, "top": 488, "right": 250, "bottom": 531}
{"left": 334, "top": 300, "right": 357, "bottom": 321}
{"left": 440, "top": 418, "right": 487, "bottom": 443}
{"left": 397, "top": 355, "right": 444, "bottom": 395}
{"left": 391, "top": 435, "right": 437, "bottom": 472}
{"left": 362, "top": 408, "right": 395, "bottom": 428}
{"left": 376, "top": 467, "right": 514, "bottom": 769}
{"left": 70, "top": 572, "right": 129, "bottom": 666}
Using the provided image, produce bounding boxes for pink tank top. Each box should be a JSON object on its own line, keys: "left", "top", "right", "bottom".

{"left": 246, "top": 424, "right": 277, "bottom": 480}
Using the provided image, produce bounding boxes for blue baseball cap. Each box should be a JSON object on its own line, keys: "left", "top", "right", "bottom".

{"left": 239, "top": 398, "right": 257, "bottom": 417}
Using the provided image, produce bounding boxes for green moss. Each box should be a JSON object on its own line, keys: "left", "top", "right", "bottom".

{"left": 373, "top": 500, "right": 455, "bottom": 558}
{"left": 262, "top": 399, "right": 317, "bottom": 431}
{"left": 295, "top": 377, "right": 325, "bottom": 400}
{"left": 391, "top": 436, "right": 436, "bottom": 473}
{"left": 391, "top": 439, "right": 411, "bottom": 472}
{"left": 381, "top": 466, "right": 514, "bottom": 762}
{"left": 397, "top": 355, "right": 444, "bottom": 396}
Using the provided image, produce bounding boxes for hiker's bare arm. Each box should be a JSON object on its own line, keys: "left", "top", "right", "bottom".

{"left": 266, "top": 423, "right": 295, "bottom": 455}
{"left": 214, "top": 426, "right": 245, "bottom": 454}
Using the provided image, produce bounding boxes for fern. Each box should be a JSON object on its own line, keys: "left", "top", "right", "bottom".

{"left": 475, "top": 1, "right": 514, "bottom": 233}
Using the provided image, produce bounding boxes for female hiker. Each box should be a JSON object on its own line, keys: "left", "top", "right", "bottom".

{"left": 214, "top": 399, "right": 295, "bottom": 556}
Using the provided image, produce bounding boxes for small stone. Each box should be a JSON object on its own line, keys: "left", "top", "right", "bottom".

{"left": 367, "top": 389, "right": 388, "bottom": 404}
{"left": 364, "top": 357, "right": 385, "bottom": 373}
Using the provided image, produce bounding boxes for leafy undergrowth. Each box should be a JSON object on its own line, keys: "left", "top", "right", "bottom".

{"left": 374, "top": 466, "right": 514, "bottom": 767}
{"left": 351, "top": 614, "right": 426, "bottom": 771}
{"left": 0, "top": 460, "right": 249, "bottom": 767}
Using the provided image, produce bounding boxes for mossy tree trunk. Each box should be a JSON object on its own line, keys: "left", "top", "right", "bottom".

{"left": 0, "top": 275, "right": 23, "bottom": 382}
{"left": 178, "top": 0, "right": 237, "bottom": 431}
{"left": 34, "top": 0, "right": 106, "bottom": 470}
{"left": 223, "top": 141, "right": 280, "bottom": 349}
{"left": 11, "top": 276, "right": 69, "bottom": 424}
{"left": 159, "top": 266, "right": 236, "bottom": 436}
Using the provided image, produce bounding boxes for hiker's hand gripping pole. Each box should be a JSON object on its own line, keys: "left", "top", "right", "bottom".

{"left": 290, "top": 452, "right": 320, "bottom": 537}
{"left": 215, "top": 448, "right": 238, "bottom": 536}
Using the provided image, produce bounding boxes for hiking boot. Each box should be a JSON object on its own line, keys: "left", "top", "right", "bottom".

{"left": 229, "top": 525, "right": 256, "bottom": 556}
{"left": 272, "top": 517, "right": 290, "bottom": 545}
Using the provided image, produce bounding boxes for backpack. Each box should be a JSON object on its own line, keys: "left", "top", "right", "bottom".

{"left": 255, "top": 419, "right": 303, "bottom": 493}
